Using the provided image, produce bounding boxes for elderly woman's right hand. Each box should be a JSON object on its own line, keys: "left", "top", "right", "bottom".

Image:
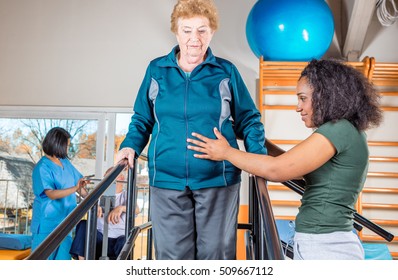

{"left": 115, "top": 147, "right": 136, "bottom": 168}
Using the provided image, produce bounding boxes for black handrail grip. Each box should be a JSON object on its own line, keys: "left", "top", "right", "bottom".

{"left": 238, "top": 223, "right": 253, "bottom": 231}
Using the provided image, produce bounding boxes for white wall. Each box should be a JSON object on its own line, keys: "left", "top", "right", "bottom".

{"left": 1, "top": 0, "right": 397, "bottom": 108}
{"left": 0, "top": 0, "right": 260, "bottom": 108}
{"left": 361, "top": 10, "right": 398, "bottom": 62}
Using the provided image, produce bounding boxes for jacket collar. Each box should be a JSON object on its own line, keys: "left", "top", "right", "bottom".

{"left": 157, "top": 45, "right": 221, "bottom": 69}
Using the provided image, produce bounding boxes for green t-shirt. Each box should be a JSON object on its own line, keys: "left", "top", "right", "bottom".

{"left": 295, "top": 119, "right": 368, "bottom": 234}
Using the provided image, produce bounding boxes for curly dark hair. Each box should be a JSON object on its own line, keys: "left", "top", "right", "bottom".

{"left": 299, "top": 59, "right": 383, "bottom": 131}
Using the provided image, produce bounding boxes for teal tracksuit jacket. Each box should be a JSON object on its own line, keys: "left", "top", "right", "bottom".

{"left": 120, "top": 46, "right": 266, "bottom": 190}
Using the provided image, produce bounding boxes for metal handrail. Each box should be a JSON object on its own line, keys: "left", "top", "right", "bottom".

{"left": 117, "top": 222, "right": 152, "bottom": 260}
{"left": 253, "top": 176, "right": 285, "bottom": 260}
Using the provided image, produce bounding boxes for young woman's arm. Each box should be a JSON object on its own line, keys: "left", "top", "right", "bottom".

{"left": 45, "top": 178, "right": 88, "bottom": 200}
{"left": 187, "top": 127, "right": 336, "bottom": 182}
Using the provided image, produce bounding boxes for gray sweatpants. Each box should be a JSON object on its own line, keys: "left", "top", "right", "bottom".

{"left": 150, "top": 184, "right": 240, "bottom": 260}
{"left": 293, "top": 231, "right": 365, "bottom": 260}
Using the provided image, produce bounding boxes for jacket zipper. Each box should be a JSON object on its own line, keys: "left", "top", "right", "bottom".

{"left": 184, "top": 77, "right": 190, "bottom": 187}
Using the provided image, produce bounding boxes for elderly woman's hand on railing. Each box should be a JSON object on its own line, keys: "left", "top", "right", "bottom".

{"left": 115, "top": 147, "right": 136, "bottom": 168}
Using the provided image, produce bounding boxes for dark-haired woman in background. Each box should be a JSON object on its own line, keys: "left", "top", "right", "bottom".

{"left": 31, "top": 127, "right": 89, "bottom": 260}
{"left": 188, "top": 59, "right": 383, "bottom": 260}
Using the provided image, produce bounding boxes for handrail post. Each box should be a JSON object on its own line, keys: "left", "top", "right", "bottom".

{"left": 254, "top": 176, "right": 285, "bottom": 260}
{"left": 249, "top": 174, "right": 261, "bottom": 259}
{"left": 247, "top": 174, "right": 255, "bottom": 260}
{"left": 85, "top": 204, "right": 98, "bottom": 260}
{"left": 125, "top": 159, "right": 138, "bottom": 260}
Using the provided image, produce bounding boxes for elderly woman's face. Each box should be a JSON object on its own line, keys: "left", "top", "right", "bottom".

{"left": 176, "top": 16, "right": 214, "bottom": 62}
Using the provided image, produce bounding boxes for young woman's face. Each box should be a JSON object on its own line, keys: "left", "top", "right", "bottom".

{"left": 176, "top": 16, "right": 214, "bottom": 63}
{"left": 296, "top": 77, "right": 315, "bottom": 128}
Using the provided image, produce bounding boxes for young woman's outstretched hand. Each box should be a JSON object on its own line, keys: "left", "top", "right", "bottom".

{"left": 187, "top": 127, "right": 231, "bottom": 161}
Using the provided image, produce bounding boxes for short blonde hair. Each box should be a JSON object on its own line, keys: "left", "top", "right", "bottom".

{"left": 170, "top": 0, "right": 219, "bottom": 34}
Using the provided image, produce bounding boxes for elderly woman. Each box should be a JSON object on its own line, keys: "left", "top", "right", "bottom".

{"left": 188, "top": 59, "right": 383, "bottom": 260}
{"left": 116, "top": 0, "right": 266, "bottom": 260}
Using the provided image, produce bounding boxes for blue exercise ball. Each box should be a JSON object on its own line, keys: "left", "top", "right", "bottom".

{"left": 246, "top": 0, "right": 335, "bottom": 61}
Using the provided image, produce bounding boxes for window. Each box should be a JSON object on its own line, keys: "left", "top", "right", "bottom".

{"left": 0, "top": 115, "right": 99, "bottom": 234}
{"left": 0, "top": 107, "right": 149, "bottom": 240}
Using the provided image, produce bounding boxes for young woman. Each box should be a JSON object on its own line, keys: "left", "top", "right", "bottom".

{"left": 31, "top": 127, "right": 88, "bottom": 260}
{"left": 187, "top": 59, "right": 383, "bottom": 260}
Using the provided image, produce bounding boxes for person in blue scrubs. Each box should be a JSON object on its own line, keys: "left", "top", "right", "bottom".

{"left": 31, "top": 127, "right": 89, "bottom": 260}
